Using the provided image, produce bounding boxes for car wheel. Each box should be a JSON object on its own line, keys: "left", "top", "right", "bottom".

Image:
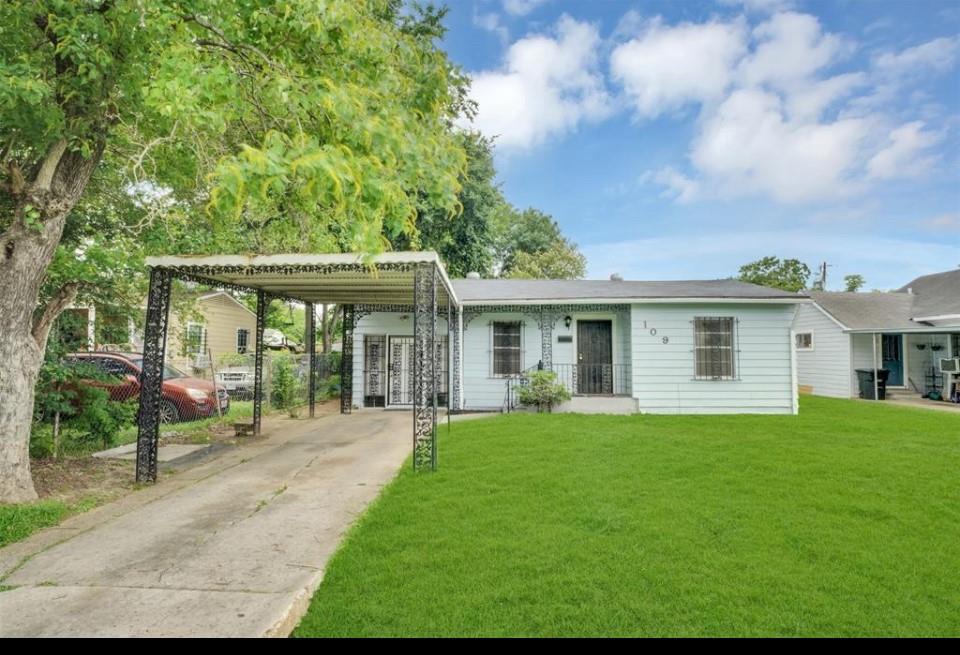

{"left": 159, "top": 399, "right": 180, "bottom": 424}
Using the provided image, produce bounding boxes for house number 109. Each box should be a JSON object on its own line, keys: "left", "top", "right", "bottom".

{"left": 642, "top": 321, "right": 669, "bottom": 344}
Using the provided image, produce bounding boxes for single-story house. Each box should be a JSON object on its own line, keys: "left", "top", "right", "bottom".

{"left": 793, "top": 268, "right": 960, "bottom": 401}
{"left": 351, "top": 274, "right": 808, "bottom": 414}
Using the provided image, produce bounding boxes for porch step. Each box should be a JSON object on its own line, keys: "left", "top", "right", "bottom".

{"left": 554, "top": 396, "right": 638, "bottom": 415}
{"left": 886, "top": 389, "right": 924, "bottom": 401}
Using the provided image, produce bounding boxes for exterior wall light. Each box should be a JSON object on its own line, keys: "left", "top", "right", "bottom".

{"left": 564, "top": 315, "right": 572, "bottom": 329}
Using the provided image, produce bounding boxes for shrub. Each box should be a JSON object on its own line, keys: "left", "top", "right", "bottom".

{"left": 517, "top": 370, "right": 572, "bottom": 413}
{"left": 271, "top": 354, "right": 304, "bottom": 417}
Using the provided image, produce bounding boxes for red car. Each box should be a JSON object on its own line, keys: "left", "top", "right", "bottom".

{"left": 66, "top": 352, "right": 230, "bottom": 423}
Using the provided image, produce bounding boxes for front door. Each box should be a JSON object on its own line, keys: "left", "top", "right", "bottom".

{"left": 388, "top": 336, "right": 414, "bottom": 405}
{"left": 577, "top": 320, "right": 613, "bottom": 394}
{"left": 882, "top": 334, "right": 904, "bottom": 386}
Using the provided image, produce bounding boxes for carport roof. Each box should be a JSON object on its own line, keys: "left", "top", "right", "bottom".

{"left": 145, "top": 252, "right": 458, "bottom": 305}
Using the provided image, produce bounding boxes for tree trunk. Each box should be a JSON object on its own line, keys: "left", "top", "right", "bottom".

{"left": 0, "top": 140, "right": 103, "bottom": 503}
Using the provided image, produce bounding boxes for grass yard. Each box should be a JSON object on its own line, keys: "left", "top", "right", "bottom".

{"left": 295, "top": 396, "right": 960, "bottom": 637}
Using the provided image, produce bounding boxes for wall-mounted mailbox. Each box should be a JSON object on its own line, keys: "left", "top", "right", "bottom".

{"left": 558, "top": 335, "right": 573, "bottom": 343}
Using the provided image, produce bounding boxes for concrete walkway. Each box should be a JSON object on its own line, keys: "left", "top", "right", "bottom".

{"left": 0, "top": 410, "right": 411, "bottom": 637}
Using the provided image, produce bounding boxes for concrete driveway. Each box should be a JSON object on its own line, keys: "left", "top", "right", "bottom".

{"left": 0, "top": 410, "right": 412, "bottom": 637}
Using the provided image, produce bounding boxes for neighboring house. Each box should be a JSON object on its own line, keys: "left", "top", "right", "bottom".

{"left": 164, "top": 291, "right": 258, "bottom": 373}
{"left": 352, "top": 276, "right": 808, "bottom": 414}
{"left": 793, "top": 268, "right": 960, "bottom": 400}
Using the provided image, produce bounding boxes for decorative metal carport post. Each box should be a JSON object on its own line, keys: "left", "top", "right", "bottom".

{"left": 136, "top": 268, "right": 172, "bottom": 483}
{"left": 413, "top": 262, "right": 438, "bottom": 470}
{"left": 340, "top": 304, "right": 355, "bottom": 414}
{"left": 253, "top": 289, "right": 267, "bottom": 435}
{"left": 306, "top": 302, "right": 316, "bottom": 418}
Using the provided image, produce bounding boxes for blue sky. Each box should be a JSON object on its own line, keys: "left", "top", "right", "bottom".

{"left": 441, "top": 0, "right": 960, "bottom": 290}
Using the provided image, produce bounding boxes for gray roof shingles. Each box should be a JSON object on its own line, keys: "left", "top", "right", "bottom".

{"left": 451, "top": 278, "right": 804, "bottom": 302}
{"left": 810, "top": 268, "right": 960, "bottom": 330}
{"left": 897, "top": 268, "right": 960, "bottom": 318}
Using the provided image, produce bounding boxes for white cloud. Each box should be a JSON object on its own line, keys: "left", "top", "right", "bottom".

{"left": 503, "top": 0, "right": 550, "bottom": 17}
{"left": 474, "top": 11, "right": 508, "bottom": 46}
{"left": 737, "top": 12, "right": 852, "bottom": 89}
{"left": 718, "top": 0, "right": 795, "bottom": 13}
{"left": 691, "top": 89, "right": 869, "bottom": 202}
{"left": 463, "top": 16, "right": 611, "bottom": 149}
{"left": 618, "top": 10, "right": 952, "bottom": 204}
{"left": 866, "top": 121, "right": 940, "bottom": 179}
{"left": 874, "top": 36, "right": 960, "bottom": 77}
{"left": 611, "top": 17, "right": 747, "bottom": 118}
{"left": 919, "top": 213, "right": 960, "bottom": 232}
{"left": 642, "top": 167, "right": 701, "bottom": 203}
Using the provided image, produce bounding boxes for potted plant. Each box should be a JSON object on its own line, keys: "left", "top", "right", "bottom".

{"left": 516, "top": 370, "right": 572, "bottom": 413}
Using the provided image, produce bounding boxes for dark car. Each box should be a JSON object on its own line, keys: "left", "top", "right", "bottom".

{"left": 66, "top": 352, "right": 229, "bottom": 423}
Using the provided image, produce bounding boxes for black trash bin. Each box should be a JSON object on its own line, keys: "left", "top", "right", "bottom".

{"left": 855, "top": 368, "right": 889, "bottom": 400}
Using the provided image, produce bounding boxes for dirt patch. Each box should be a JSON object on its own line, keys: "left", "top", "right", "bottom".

{"left": 31, "top": 457, "right": 135, "bottom": 506}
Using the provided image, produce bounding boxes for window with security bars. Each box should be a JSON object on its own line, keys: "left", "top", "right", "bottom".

{"left": 693, "top": 317, "right": 737, "bottom": 380}
{"left": 492, "top": 322, "right": 522, "bottom": 376}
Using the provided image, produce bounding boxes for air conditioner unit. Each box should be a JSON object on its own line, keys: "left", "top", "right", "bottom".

{"left": 940, "top": 358, "right": 960, "bottom": 374}
{"left": 192, "top": 354, "right": 211, "bottom": 370}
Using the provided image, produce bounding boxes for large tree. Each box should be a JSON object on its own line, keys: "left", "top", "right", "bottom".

{"left": 737, "top": 257, "right": 811, "bottom": 293}
{"left": 493, "top": 206, "right": 586, "bottom": 279}
{"left": 392, "top": 131, "right": 497, "bottom": 277}
{"left": 0, "top": 0, "right": 467, "bottom": 502}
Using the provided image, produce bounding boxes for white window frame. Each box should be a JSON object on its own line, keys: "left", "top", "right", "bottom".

{"left": 795, "top": 331, "right": 814, "bottom": 351}
{"left": 236, "top": 328, "right": 250, "bottom": 354}
{"left": 490, "top": 320, "right": 524, "bottom": 378}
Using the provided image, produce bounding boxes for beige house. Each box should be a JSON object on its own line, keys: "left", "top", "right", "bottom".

{"left": 164, "top": 291, "right": 258, "bottom": 374}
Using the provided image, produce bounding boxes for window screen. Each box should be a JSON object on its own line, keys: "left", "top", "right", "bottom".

{"left": 493, "top": 322, "right": 522, "bottom": 376}
{"left": 795, "top": 332, "right": 813, "bottom": 350}
{"left": 694, "top": 317, "right": 737, "bottom": 380}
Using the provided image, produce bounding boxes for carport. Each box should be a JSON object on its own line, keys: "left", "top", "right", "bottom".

{"left": 135, "top": 252, "right": 459, "bottom": 483}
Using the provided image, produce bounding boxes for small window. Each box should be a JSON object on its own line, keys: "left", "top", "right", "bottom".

{"left": 185, "top": 322, "right": 206, "bottom": 356}
{"left": 693, "top": 317, "right": 737, "bottom": 380}
{"left": 492, "top": 322, "right": 522, "bottom": 376}
{"left": 237, "top": 328, "right": 250, "bottom": 354}
{"left": 795, "top": 332, "right": 813, "bottom": 350}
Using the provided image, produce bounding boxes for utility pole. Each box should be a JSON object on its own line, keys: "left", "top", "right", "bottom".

{"left": 813, "top": 262, "right": 830, "bottom": 291}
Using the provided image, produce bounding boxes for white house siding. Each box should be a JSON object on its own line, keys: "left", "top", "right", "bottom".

{"left": 630, "top": 303, "right": 797, "bottom": 414}
{"left": 352, "top": 312, "right": 449, "bottom": 409}
{"left": 461, "top": 311, "right": 541, "bottom": 410}
{"left": 792, "top": 303, "right": 851, "bottom": 398}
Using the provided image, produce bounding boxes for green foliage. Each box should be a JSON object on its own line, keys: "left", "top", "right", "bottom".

{"left": 494, "top": 207, "right": 587, "bottom": 279}
{"left": 505, "top": 240, "right": 588, "bottom": 280}
{"left": 737, "top": 256, "right": 811, "bottom": 292}
{"left": 2, "top": 0, "right": 470, "bottom": 302}
{"left": 844, "top": 274, "right": 866, "bottom": 292}
{"left": 393, "top": 131, "right": 497, "bottom": 276}
{"left": 516, "top": 370, "right": 572, "bottom": 412}
{"left": 271, "top": 353, "right": 304, "bottom": 417}
{"left": 68, "top": 387, "right": 138, "bottom": 451}
{"left": 295, "top": 396, "right": 960, "bottom": 637}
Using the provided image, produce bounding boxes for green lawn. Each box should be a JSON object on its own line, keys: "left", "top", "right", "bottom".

{"left": 295, "top": 396, "right": 960, "bottom": 637}
{"left": 0, "top": 498, "right": 97, "bottom": 549}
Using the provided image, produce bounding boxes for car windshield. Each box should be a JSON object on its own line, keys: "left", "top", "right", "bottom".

{"left": 129, "top": 358, "right": 187, "bottom": 380}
